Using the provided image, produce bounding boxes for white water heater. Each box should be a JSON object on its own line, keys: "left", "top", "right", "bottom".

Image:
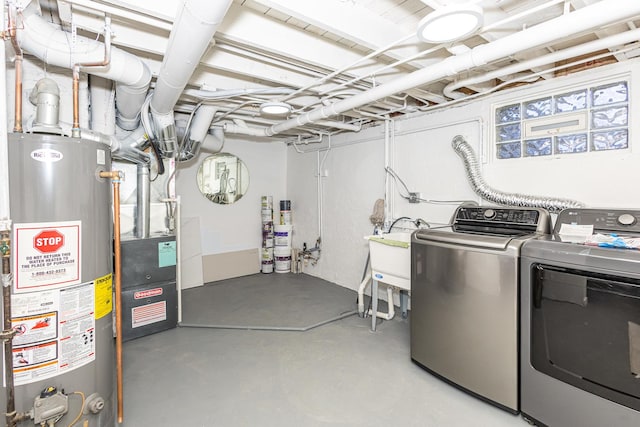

{"left": 6, "top": 133, "right": 114, "bottom": 426}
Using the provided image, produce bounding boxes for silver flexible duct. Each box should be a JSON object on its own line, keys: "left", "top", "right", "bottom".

{"left": 451, "top": 135, "right": 584, "bottom": 213}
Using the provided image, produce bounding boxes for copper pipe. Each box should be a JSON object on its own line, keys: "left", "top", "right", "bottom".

{"left": 1, "top": 229, "right": 16, "bottom": 427}
{"left": 99, "top": 170, "right": 124, "bottom": 423}
{"left": 7, "top": 6, "right": 23, "bottom": 133}
{"left": 72, "top": 15, "right": 112, "bottom": 138}
{"left": 72, "top": 66, "right": 80, "bottom": 137}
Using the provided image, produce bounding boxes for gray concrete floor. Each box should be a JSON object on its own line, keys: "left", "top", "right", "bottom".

{"left": 122, "top": 273, "right": 529, "bottom": 427}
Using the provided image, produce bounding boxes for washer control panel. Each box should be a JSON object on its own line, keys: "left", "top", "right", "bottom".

{"left": 555, "top": 209, "right": 640, "bottom": 234}
{"left": 453, "top": 206, "right": 551, "bottom": 236}
{"left": 456, "top": 207, "right": 541, "bottom": 225}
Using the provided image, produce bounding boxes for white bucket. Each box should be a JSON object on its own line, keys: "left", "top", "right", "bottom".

{"left": 261, "top": 247, "right": 274, "bottom": 261}
{"left": 274, "top": 224, "right": 293, "bottom": 247}
{"left": 279, "top": 210, "right": 292, "bottom": 225}
{"left": 262, "top": 221, "right": 273, "bottom": 235}
{"left": 261, "top": 259, "right": 274, "bottom": 274}
{"left": 261, "top": 208, "right": 273, "bottom": 223}
{"left": 274, "top": 246, "right": 291, "bottom": 273}
{"left": 261, "top": 195, "right": 273, "bottom": 210}
{"left": 262, "top": 236, "right": 274, "bottom": 248}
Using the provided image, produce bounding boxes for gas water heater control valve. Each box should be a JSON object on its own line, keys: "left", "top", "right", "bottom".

{"left": 33, "top": 386, "right": 68, "bottom": 424}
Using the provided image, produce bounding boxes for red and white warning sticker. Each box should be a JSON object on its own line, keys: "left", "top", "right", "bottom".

{"left": 13, "top": 221, "right": 81, "bottom": 293}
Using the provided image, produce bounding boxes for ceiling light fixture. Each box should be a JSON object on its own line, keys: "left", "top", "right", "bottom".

{"left": 259, "top": 101, "right": 292, "bottom": 116}
{"left": 417, "top": 3, "right": 484, "bottom": 44}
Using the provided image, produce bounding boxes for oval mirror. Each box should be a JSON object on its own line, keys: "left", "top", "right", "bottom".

{"left": 197, "top": 153, "right": 249, "bottom": 204}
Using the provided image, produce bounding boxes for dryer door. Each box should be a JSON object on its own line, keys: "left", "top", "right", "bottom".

{"left": 531, "top": 264, "right": 640, "bottom": 411}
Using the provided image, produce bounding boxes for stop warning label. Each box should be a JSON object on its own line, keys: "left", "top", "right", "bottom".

{"left": 34, "top": 230, "right": 65, "bottom": 253}
{"left": 14, "top": 221, "right": 81, "bottom": 293}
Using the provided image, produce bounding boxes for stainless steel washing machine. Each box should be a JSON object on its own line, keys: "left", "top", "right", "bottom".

{"left": 520, "top": 208, "right": 640, "bottom": 427}
{"left": 411, "top": 205, "right": 551, "bottom": 413}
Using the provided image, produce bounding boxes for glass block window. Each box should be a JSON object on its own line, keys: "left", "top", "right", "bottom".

{"left": 494, "top": 80, "right": 629, "bottom": 159}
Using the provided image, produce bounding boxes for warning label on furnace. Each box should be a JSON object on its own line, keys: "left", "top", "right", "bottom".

{"left": 13, "top": 221, "right": 81, "bottom": 293}
{"left": 8, "top": 282, "right": 96, "bottom": 387}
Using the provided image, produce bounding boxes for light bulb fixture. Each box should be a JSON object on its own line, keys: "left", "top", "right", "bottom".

{"left": 417, "top": 3, "right": 483, "bottom": 44}
{"left": 259, "top": 101, "right": 292, "bottom": 116}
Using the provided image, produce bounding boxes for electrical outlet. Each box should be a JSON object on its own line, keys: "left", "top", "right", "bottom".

{"left": 408, "top": 192, "right": 420, "bottom": 203}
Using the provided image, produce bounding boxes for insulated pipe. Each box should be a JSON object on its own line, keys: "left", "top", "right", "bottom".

{"left": 111, "top": 127, "right": 152, "bottom": 164}
{"left": 452, "top": 135, "right": 584, "bottom": 212}
{"left": 263, "top": 0, "right": 640, "bottom": 137}
{"left": 150, "top": 0, "right": 233, "bottom": 157}
{"left": 17, "top": 4, "right": 151, "bottom": 131}
{"left": 178, "top": 105, "right": 217, "bottom": 161}
{"left": 99, "top": 170, "right": 124, "bottom": 424}
{"left": 444, "top": 28, "right": 640, "bottom": 99}
{"left": 135, "top": 164, "right": 150, "bottom": 238}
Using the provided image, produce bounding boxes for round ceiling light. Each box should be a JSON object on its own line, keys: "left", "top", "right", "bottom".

{"left": 259, "top": 101, "right": 292, "bottom": 116}
{"left": 417, "top": 3, "right": 484, "bottom": 44}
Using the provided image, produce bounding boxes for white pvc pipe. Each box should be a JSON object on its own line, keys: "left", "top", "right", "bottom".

{"left": 367, "top": 286, "right": 396, "bottom": 320}
{"left": 263, "top": 0, "right": 640, "bottom": 136}
{"left": 176, "top": 196, "right": 183, "bottom": 324}
{"left": 383, "top": 120, "right": 393, "bottom": 231}
{"left": 357, "top": 272, "right": 397, "bottom": 320}
{"left": 63, "top": 0, "right": 173, "bottom": 31}
{"left": 444, "top": 28, "right": 640, "bottom": 99}
{"left": 223, "top": 123, "right": 273, "bottom": 138}
{"left": 357, "top": 273, "right": 369, "bottom": 315}
{"left": 17, "top": 4, "right": 151, "bottom": 130}
{"left": 223, "top": 121, "right": 360, "bottom": 137}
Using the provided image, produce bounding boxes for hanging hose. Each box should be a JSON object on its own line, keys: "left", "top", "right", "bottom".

{"left": 451, "top": 135, "right": 584, "bottom": 212}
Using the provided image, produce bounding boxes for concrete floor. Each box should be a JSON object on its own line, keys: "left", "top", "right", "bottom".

{"left": 122, "top": 273, "right": 529, "bottom": 427}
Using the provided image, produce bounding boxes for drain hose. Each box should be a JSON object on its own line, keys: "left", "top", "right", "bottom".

{"left": 452, "top": 135, "right": 584, "bottom": 213}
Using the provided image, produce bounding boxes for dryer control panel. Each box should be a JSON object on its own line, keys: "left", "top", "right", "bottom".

{"left": 556, "top": 209, "right": 640, "bottom": 234}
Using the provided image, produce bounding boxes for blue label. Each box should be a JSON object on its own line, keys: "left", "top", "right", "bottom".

{"left": 374, "top": 273, "right": 383, "bottom": 280}
{"left": 158, "top": 241, "right": 177, "bottom": 267}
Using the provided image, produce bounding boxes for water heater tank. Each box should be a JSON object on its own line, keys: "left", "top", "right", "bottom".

{"left": 7, "top": 133, "right": 114, "bottom": 426}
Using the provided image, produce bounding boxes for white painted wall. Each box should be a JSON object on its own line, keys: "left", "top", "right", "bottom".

{"left": 175, "top": 135, "right": 288, "bottom": 285}
{"left": 289, "top": 59, "right": 640, "bottom": 295}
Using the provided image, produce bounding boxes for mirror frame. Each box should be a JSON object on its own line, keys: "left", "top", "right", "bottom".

{"left": 196, "top": 152, "right": 250, "bottom": 205}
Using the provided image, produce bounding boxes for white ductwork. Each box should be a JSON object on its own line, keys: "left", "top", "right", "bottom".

{"left": 178, "top": 105, "right": 220, "bottom": 161}
{"left": 444, "top": 28, "right": 640, "bottom": 99}
{"left": 17, "top": 3, "right": 151, "bottom": 130}
{"left": 260, "top": 0, "right": 640, "bottom": 136}
{"left": 89, "top": 76, "right": 116, "bottom": 135}
{"left": 150, "top": 0, "right": 233, "bottom": 157}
